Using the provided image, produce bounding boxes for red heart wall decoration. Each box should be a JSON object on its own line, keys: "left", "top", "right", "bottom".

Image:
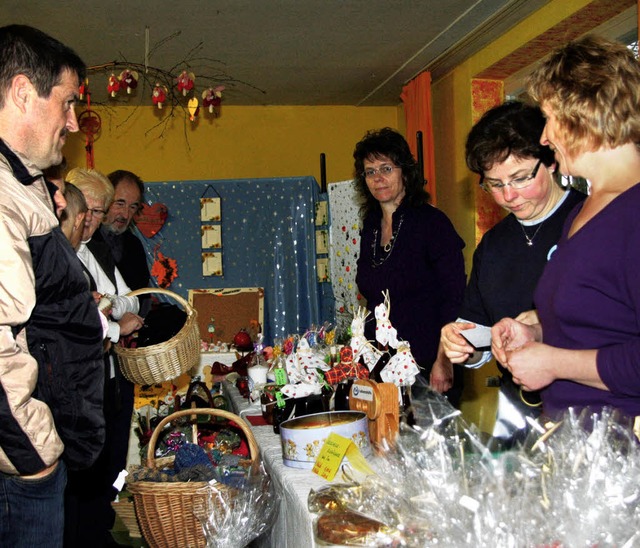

{"left": 136, "top": 202, "right": 168, "bottom": 238}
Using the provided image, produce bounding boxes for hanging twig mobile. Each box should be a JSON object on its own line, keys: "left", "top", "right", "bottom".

{"left": 79, "top": 29, "right": 265, "bottom": 144}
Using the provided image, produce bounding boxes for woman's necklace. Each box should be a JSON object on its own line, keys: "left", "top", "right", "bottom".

{"left": 520, "top": 220, "right": 544, "bottom": 246}
{"left": 371, "top": 214, "right": 404, "bottom": 267}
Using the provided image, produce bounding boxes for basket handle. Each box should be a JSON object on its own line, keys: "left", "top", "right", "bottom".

{"left": 124, "top": 287, "right": 192, "bottom": 313}
{"left": 183, "top": 380, "right": 215, "bottom": 409}
{"left": 146, "top": 408, "right": 259, "bottom": 468}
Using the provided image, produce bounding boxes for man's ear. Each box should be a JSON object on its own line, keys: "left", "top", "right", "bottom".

{"left": 11, "top": 74, "right": 33, "bottom": 113}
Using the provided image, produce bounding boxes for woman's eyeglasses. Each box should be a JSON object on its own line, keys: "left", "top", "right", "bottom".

{"left": 362, "top": 165, "right": 400, "bottom": 179}
{"left": 480, "top": 159, "right": 542, "bottom": 193}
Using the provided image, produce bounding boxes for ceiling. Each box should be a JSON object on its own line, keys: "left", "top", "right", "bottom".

{"left": 3, "top": 0, "right": 550, "bottom": 106}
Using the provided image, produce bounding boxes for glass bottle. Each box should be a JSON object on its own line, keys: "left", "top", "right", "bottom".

{"left": 399, "top": 383, "right": 415, "bottom": 426}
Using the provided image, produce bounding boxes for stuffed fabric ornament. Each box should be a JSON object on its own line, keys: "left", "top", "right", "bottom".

{"left": 136, "top": 202, "right": 168, "bottom": 238}
{"left": 379, "top": 341, "right": 420, "bottom": 388}
{"left": 374, "top": 290, "right": 399, "bottom": 349}
{"left": 152, "top": 83, "right": 167, "bottom": 109}
{"left": 107, "top": 73, "right": 120, "bottom": 97}
{"left": 177, "top": 70, "right": 195, "bottom": 96}
{"left": 350, "top": 307, "right": 382, "bottom": 370}
{"left": 284, "top": 339, "right": 325, "bottom": 390}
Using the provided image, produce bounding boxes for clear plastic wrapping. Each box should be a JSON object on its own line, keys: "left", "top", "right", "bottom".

{"left": 310, "top": 385, "right": 640, "bottom": 547}
{"left": 194, "top": 463, "right": 276, "bottom": 548}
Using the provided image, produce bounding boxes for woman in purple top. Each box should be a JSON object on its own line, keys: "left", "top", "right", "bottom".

{"left": 492, "top": 35, "right": 640, "bottom": 420}
{"left": 354, "top": 128, "right": 466, "bottom": 405}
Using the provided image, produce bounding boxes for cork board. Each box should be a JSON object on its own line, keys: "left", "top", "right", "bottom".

{"left": 188, "top": 287, "right": 264, "bottom": 344}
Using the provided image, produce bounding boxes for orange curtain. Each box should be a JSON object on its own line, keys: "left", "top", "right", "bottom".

{"left": 401, "top": 72, "right": 436, "bottom": 204}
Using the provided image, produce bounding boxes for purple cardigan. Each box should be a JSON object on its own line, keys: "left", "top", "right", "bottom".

{"left": 535, "top": 182, "right": 640, "bottom": 419}
{"left": 356, "top": 200, "right": 466, "bottom": 374}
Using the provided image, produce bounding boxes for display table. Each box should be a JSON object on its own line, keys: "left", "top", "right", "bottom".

{"left": 222, "top": 381, "right": 333, "bottom": 548}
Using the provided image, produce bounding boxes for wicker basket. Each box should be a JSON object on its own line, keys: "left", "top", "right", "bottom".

{"left": 115, "top": 288, "right": 200, "bottom": 385}
{"left": 128, "top": 408, "right": 259, "bottom": 548}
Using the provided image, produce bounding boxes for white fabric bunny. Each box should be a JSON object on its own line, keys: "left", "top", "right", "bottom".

{"left": 374, "top": 290, "right": 399, "bottom": 349}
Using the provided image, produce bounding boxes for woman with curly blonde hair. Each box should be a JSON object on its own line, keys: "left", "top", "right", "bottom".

{"left": 492, "top": 35, "right": 640, "bottom": 421}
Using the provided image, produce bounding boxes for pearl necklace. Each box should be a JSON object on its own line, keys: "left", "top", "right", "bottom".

{"left": 520, "top": 220, "right": 544, "bottom": 246}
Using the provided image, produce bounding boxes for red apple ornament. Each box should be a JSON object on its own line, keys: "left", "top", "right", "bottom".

{"left": 233, "top": 329, "right": 253, "bottom": 352}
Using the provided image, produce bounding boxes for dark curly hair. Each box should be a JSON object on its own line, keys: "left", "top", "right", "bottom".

{"left": 353, "top": 127, "right": 429, "bottom": 218}
{"left": 465, "top": 101, "right": 556, "bottom": 181}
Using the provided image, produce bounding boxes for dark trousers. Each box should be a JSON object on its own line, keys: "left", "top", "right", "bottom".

{"left": 64, "top": 365, "right": 134, "bottom": 548}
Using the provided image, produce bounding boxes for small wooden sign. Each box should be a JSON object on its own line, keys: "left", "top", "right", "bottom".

{"left": 349, "top": 379, "right": 399, "bottom": 453}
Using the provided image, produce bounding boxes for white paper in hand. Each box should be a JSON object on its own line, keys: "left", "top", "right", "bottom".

{"left": 460, "top": 324, "right": 492, "bottom": 349}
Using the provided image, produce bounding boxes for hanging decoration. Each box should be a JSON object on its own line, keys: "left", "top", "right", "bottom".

{"left": 107, "top": 73, "right": 120, "bottom": 97}
{"left": 177, "top": 70, "right": 195, "bottom": 96}
{"left": 119, "top": 69, "right": 139, "bottom": 94}
{"left": 83, "top": 28, "right": 266, "bottom": 138}
{"left": 152, "top": 83, "right": 168, "bottom": 109}
{"left": 137, "top": 202, "right": 169, "bottom": 238}
{"left": 151, "top": 246, "right": 178, "bottom": 288}
{"left": 76, "top": 80, "right": 101, "bottom": 169}
{"left": 187, "top": 97, "right": 199, "bottom": 122}
{"left": 202, "top": 86, "right": 224, "bottom": 115}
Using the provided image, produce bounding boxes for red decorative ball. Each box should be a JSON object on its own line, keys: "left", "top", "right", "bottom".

{"left": 233, "top": 329, "right": 253, "bottom": 351}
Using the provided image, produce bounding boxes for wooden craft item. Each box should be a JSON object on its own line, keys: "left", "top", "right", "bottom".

{"left": 349, "top": 379, "right": 399, "bottom": 453}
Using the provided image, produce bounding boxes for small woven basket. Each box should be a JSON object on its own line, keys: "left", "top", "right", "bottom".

{"left": 128, "top": 408, "right": 259, "bottom": 548}
{"left": 115, "top": 288, "right": 200, "bottom": 385}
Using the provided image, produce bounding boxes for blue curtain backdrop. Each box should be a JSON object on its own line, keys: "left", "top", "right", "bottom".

{"left": 135, "top": 177, "right": 331, "bottom": 344}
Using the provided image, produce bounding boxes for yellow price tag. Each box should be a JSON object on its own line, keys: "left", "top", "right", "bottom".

{"left": 312, "top": 433, "right": 374, "bottom": 481}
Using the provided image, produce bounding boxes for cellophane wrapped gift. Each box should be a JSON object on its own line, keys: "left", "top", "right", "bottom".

{"left": 311, "top": 383, "right": 640, "bottom": 546}
{"left": 194, "top": 462, "right": 276, "bottom": 548}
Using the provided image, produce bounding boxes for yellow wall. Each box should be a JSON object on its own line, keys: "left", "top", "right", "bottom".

{"left": 65, "top": 105, "right": 401, "bottom": 183}
{"left": 431, "top": 0, "right": 594, "bottom": 432}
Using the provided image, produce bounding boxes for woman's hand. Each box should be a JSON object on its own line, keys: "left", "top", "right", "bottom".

{"left": 430, "top": 344, "right": 453, "bottom": 393}
{"left": 118, "top": 312, "right": 144, "bottom": 337}
{"left": 503, "top": 342, "right": 557, "bottom": 391}
{"left": 491, "top": 318, "right": 538, "bottom": 364}
{"left": 441, "top": 322, "right": 477, "bottom": 363}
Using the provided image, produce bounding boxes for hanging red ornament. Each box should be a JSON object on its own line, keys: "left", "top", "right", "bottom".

{"left": 202, "top": 85, "right": 224, "bottom": 114}
{"left": 77, "top": 110, "right": 101, "bottom": 169}
{"left": 176, "top": 70, "right": 195, "bottom": 96}
{"left": 78, "top": 78, "right": 89, "bottom": 101}
{"left": 152, "top": 83, "right": 167, "bottom": 109}
{"left": 107, "top": 73, "right": 120, "bottom": 97}
{"left": 118, "top": 69, "right": 138, "bottom": 94}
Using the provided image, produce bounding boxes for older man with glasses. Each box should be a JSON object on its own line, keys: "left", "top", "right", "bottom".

{"left": 90, "top": 169, "right": 151, "bottom": 294}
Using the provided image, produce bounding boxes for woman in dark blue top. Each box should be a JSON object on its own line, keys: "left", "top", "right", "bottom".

{"left": 354, "top": 128, "right": 466, "bottom": 405}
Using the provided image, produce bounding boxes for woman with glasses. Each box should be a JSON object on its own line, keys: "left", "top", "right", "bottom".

{"left": 490, "top": 36, "right": 640, "bottom": 421}
{"left": 354, "top": 127, "right": 467, "bottom": 406}
{"left": 439, "top": 101, "right": 584, "bottom": 445}
{"left": 64, "top": 167, "right": 142, "bottom": 547}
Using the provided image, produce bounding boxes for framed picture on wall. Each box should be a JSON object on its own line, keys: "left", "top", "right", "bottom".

{"left": 188, "top": 287, "right": 265, "bottom": 344}
{"left": 201, "top": 224, "right": 222, "bottom": 249}
{"left": 315, "top": 201, "right": 328, "bottom": 226}
{"left": 200, "top": 197, "right": 221, "bottom": 222}
{"left": 202, "top": 252, "right": 223, "bottom": 276}
{"left": 316, "top": 257, "right": 330, "bottom": 283}
{"left": 315, "top": 229, "right": 328, "bottom": 255}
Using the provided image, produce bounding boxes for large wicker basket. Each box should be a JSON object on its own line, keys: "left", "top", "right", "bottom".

{"left": 115, "top": 288, "right": 200, "bottom": 385}
{"left": 128, "top": 408, "right": 259, "bottom": 548}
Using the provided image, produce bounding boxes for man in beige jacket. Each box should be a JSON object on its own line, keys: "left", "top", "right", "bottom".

{"left": 0, "top": 25, "right": 105, "bottom": 547}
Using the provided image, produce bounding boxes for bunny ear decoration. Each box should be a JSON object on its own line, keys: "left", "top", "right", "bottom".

{"left": 379, "top": 342, "right": 420, "bottom": 389}
{"left": 374, "top": 291, "right": 399, "bottom": 348}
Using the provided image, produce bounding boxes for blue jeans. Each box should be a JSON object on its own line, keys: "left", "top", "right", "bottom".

{"left": 0, "top": 460, "right": 66, "bottom": 548}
